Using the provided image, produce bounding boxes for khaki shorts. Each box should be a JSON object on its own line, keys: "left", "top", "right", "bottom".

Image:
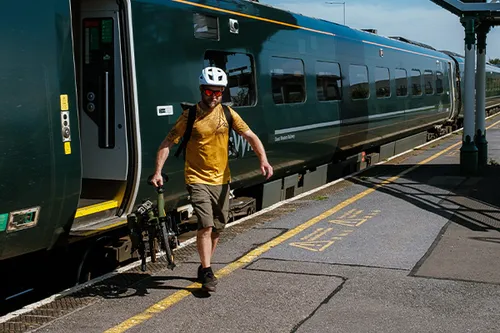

{"left": 186, "top": 183, "right": 230, "bottom": 232}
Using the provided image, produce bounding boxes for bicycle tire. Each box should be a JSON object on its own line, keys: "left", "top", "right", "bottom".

{"left": 149, "top": 236, "right": 157, "bottom": 263}
{"left": 160, "top": 221, "right": 176, "bottom": 270}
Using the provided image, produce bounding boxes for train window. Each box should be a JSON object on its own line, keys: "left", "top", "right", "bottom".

{"left": 194, "top": 13, "right": 219, "bottom": 40}
{"left": 436, "top": 71, "right": 444, "bottom": 94}
{"left": 395, "top": 68, "right": 408, "bottom": 97}
{"left": 411, "top": 69, "right": 422, "bottom": 96}
{"left": 316, "top": 61, "right": 342, "bottom": 101}
{"left": 270, "top": 57, "right": 306, "bottom": 104}
{"left": 204, "top": 51, "right": 257, "bottom": 107}
{"left": 375, "top": 67, "right": 390, "bottom": 98}
{"left": 349, "top": 65, "right": 369, "bottom": 100}
{"left": 424, "top": 70, "right": 434, "bottom": 95}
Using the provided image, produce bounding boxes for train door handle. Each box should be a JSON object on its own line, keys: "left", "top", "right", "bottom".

{"left": 104, "top": 71, "right": 110, "bottom": 148}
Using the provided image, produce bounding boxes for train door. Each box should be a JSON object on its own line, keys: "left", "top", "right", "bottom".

{"left": 71, "top": 0, "right": 135, "bottom": 222}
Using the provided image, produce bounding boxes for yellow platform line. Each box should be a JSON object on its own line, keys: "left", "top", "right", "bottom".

{"left": 105, "top": 118, "right": 500, "bottom": 333}
{"left": 74, "top": 200, "right": 119, "bottom": 219}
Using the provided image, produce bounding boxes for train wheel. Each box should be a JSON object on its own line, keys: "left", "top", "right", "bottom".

{"left": 75, "top": 236, "right": 116, "bottom": 285}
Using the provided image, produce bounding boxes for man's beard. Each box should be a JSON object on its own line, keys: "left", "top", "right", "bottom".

{"left": 202, "top": 97, "right": 220, "bottom": 109}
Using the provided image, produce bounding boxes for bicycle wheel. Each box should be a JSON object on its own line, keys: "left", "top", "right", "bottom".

{"left": 149, "top": 236, "right": 157, "bottom": 263}
{"left": 159, "top": 221, "right": 176, "bottom": 270}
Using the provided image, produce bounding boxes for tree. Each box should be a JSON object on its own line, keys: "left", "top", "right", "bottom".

{"left": 489, "top": 58, "right": 500, "bottom": 65}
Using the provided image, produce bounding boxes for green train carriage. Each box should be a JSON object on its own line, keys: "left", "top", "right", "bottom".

{"left": 2, "top": 0, "right": 500, "bottom": 263}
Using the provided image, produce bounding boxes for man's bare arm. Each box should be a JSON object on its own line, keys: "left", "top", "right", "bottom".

{"left": 152, "top": 138, "right": 175, "bottom": 186}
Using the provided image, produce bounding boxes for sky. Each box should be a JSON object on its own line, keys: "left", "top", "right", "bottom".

{"left": 261, "top": 0, "right": 500, "bottom": 61}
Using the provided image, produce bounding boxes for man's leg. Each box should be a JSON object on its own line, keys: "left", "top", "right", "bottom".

{"left": 210, "top": 183, "right": 229, "bottom": 258}
{"left": 197, "top": 227, "right": 212, "bottom": 268}
{"left": 187, "top": 184, "right": 218, "bottom": 291}
{"left": 211, "top": 231, "right": 220, "bottom": 257}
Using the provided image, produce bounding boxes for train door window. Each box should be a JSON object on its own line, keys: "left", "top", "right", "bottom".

{"left": 349, "top": 65, "right": 369, "bottom": 100}
{"left": 375, "top": 67, "right": 390, "bottom": 98}
{"left": 424, "top": 70, "right": 434, "bottom": 95}
{"left": 194, "top": 13, "right": 219, "bottom": 40}
{"left": 270, "top": 57, "right": 306, "bottom": 104}
{"left": 395, "top": 68, "right": 408, "bottom": 97}
{"left": 204, "top": 51, "right": 257, "bottom": 106}
{"left": 436, "top": 71, "right": 444, "bottom": 94}
{"left": 411, "top": 69, "right": 422, "bottom": 96}
{"left": 316, "top": 61, "right": 342, "bottom": 101}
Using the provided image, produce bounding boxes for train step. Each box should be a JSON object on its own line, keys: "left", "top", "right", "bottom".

{"left": 71, "top": 200, "right": 124, "bottom": 238}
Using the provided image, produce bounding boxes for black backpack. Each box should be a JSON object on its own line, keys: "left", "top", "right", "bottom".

{"left": 174, "top": 103, "right": 238, "bottom": 159}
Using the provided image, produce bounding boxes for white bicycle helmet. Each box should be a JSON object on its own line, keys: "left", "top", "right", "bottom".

{"left": 199, "top": 67, "right": 228, "bottom": 87}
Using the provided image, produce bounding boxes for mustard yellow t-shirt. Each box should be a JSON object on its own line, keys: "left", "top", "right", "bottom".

{"left": 166, "top": 104, "right": 250, "bottom": 185}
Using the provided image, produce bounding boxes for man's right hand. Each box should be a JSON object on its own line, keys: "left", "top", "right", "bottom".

{"left": 150, "top": 172, "right": 164, "bottom": 187}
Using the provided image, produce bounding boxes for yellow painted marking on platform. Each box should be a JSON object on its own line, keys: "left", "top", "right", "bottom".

{"left": 105, "top": 117, "right": 500, "bottom": 333}
{"left": 291, "top": 229, "right": 357, "bottom": 251}
{"left": 308, "top": 228, "right": 334, "bottom": 241}
{"left": 290, "top": 240, "right": 336, "bottom": 252}
{"left": 329, "top": 219, "right": 365, "bottom": 227}
{"left": 347, "top": 210, "right": 363, "bottom": 219}
{"left": 74, "top": 200, "right": 119, "bottom": 219}
{"left": 300, "top": 228, "right": 325, "bottom": 241}
{"left": 329, "top": 209, "right": 380, "bottom": 227}
{"left": 339, "top": 209, "right": 356, "bottom": 219}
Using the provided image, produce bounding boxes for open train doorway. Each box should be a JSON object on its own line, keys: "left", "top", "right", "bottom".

{"left": 70, "top": 0, "right": 138, "bottom": 227}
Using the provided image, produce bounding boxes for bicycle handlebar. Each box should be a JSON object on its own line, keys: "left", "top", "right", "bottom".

{"left": 147, "top": 173, "right": 169, "bottom": 193}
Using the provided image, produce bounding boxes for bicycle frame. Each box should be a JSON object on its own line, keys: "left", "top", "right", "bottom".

{"left": 126, "top": 174, "right": 177, "bottom": 271}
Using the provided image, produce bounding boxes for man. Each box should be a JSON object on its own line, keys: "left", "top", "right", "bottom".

{"left": 151, "top": 66, "right": 273, "bottom": 292}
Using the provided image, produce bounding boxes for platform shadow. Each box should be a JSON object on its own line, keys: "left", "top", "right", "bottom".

{"left": 469, "top": 237, "right": 500, "bottom": 244}
{"left": 71, "top": 273, "right": 212, "bottom": 300}
{"left": 348, "top": 163, "right": 500, "bottom": 233}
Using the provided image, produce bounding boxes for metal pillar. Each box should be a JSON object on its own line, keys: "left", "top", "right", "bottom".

{"left": 460, "top": 16, "right": 478, "bottom": 175}
{"left": 475, "top": 23, "right": 490, "bottom": 167}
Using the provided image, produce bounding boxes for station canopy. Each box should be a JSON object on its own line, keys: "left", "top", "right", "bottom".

{"left": 430, "top": 0, "right": 500, "bottom": 25}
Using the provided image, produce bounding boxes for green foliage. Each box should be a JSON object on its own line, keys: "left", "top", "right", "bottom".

{"left": 489, "top": 58, "right": 500, "bottom": 65}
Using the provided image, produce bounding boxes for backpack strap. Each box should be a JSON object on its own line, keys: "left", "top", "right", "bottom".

{"left": 174, "top": 104, "right": 197, "bottom": 159}
{"left": 221, "top": 104, "right": 233, "bottom": 131}
{"left": 222, "top": 104, "right": 239, "bottom": 158}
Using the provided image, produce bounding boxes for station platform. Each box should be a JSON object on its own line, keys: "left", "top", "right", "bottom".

{"left": 3, "top": 115, "right": 500, "bottom": 333}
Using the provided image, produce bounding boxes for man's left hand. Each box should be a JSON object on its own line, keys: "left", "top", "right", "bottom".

{"left": 261, "top": 161, "right": 273, "bottom": 180}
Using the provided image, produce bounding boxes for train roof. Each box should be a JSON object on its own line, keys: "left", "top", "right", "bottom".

{"left": 250, "top": 0, "right": 452, "bottom": 60}
{"left": 438, "top": 51, "right": 500, "bottom": 70}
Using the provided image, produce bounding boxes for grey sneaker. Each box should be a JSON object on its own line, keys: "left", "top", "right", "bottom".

{"left": 197, "top": 265, "right": 218, "bottom": 285}
{"left": 201, "top": 270, "right": 217, "bottom": 292}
